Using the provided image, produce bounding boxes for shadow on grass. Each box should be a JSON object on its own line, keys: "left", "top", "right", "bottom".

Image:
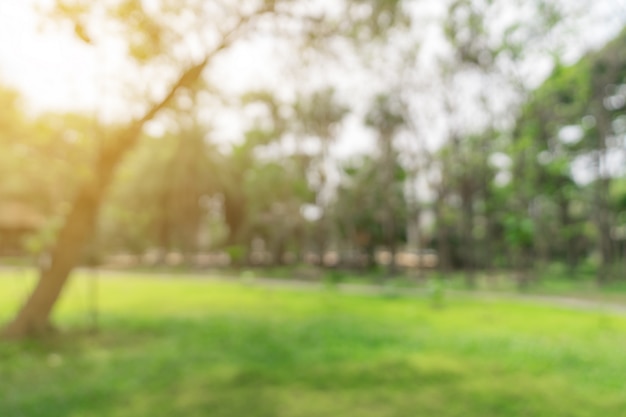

{"left": 1, "top": 313, "right": 624, "bottom": 417}
{"left": 0, "top": 314, "right": 408, "bottom": 417}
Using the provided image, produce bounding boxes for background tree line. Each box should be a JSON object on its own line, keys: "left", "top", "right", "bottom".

{"left": 1, "top": 0, "right": 625, "bottom": 338}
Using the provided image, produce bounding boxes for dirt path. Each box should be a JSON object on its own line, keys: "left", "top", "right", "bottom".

{"left": 259, "top": 278, "right": 626, "bottom": 314}
{"left": 4, "top": 266, "right": 626, "bottom": 315}
{"left": 88, "top": 268, "right": 626, "bottom": 315}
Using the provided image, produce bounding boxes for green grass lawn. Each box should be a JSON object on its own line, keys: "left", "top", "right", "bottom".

{"left": 2, "top": 270, "right": 626, "bottom": 416}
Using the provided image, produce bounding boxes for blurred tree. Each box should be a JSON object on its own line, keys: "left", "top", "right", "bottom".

{"left": 365, "top": 94, "right": 406, "bottom": 275}
{"left": 333, "top": 154, "right": 408, "bottom": 270}
{"left": 294, "top": 88, "right": 349, "bottom": 263}
{"left": 3, "top": 0, "right": 410, "bottom": 338}
{"left": 512, "top": 27, "right": 626, "bottom": 283}
{"left": 218, "top": 90, "right": 292, "bottom": 259}
{"left": 243, "top": 158, "right": 314, "bottom": 265}
{"left": 0, "top": 89, "right": 98, "bottom": 257}
{"left": 420, "top": 0, "right": 584, "bottom": 286}
{"left": 101, "top": 122, "right": 223, "bottom": 259}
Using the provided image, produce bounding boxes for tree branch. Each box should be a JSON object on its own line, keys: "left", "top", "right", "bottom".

{"left": 140, "top": 17, "right": 250, "bottom": 125}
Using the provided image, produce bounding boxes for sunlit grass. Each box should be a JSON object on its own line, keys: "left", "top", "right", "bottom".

{"left": 2, "top": 270, "right": 626, "bottom": 416}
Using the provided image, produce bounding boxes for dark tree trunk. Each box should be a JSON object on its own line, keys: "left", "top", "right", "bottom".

{"left": 387, "top": 238, "right": 398, "bottom": 277}
{"left": 385, "top": 191, "right": 398, "bottom": 277}
{"left": 223, "top": 187, "right": 247, "bottom": 246}
{"left": 595, "top": 176, "right": 615, "bottom": 284}
{"left": 557, "top": 194, "right": 577, "bottom": 273}
{"left": 593, "top": 124, "right": 615, "bottom": 285}
{"left": 434, "top": 193, "right": 452, "bottom": 274}
{"left": 271, "top": 236, "right": 287, "bottom": 266}
{"left": 460, "top": 182, "right": 476, "bottom": 288}
{"left": 365, "top": 243, "right": 376, "bottom": 270}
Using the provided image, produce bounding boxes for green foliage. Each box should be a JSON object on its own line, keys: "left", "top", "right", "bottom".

{"left": 2, "top": 0, "right": 624, "bottom": 285}
{"left": 225, "top": 245, "right": 246, "bottom": 265}
{"left": 504, "top": 216, "right": 534, "bottom": 249}
{"left": 0, "top": 90, "right": 101, "bottom": 256}
{"left": 364, "top": 94, "right": 405, "bottom": 138}
{"left": 323, "top": 269, "right": 347, "bottom": 288}
{"left": 333, "top": 154, "right": 408, "bottom": 253}
{"left": 295, "top": 88, "right": 349, "bottom": 143}
{"left": 611, "top": 178, "right": 626, "bottom": 212}
{"left": 507, "top": 24, "right": 626, "bottom": 278}
{"left": 22, "top": 218, "right": 63, "bottom": 256}
{"left": 101, "top": 126, "right": 222, "bottom": 254}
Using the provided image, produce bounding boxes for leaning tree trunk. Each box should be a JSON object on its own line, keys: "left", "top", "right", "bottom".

{"left": 1, "top": 56, "right": 214, "bottom": 339}
{"left": 2, "top": 153, "right": 117, "bottom": 338}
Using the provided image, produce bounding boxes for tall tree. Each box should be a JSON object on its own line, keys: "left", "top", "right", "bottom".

{"left": 365, "top": 94, "right": 406, "bottom": 275}
{"left": 2, "top": 0, "right": 408, "bottom": 338}
{"left": 333, "top": 154, "right": 407, "bottom": 270}
{"left": 514, "top": 28, "right": 626, "bottom": 283}
{"left": 294, "top": 88, "right": 349, "bottom": 263}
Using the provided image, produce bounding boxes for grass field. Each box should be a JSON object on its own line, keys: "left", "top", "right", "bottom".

{"left": 2, "top": 270, "right": 626, "bottom": 416}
